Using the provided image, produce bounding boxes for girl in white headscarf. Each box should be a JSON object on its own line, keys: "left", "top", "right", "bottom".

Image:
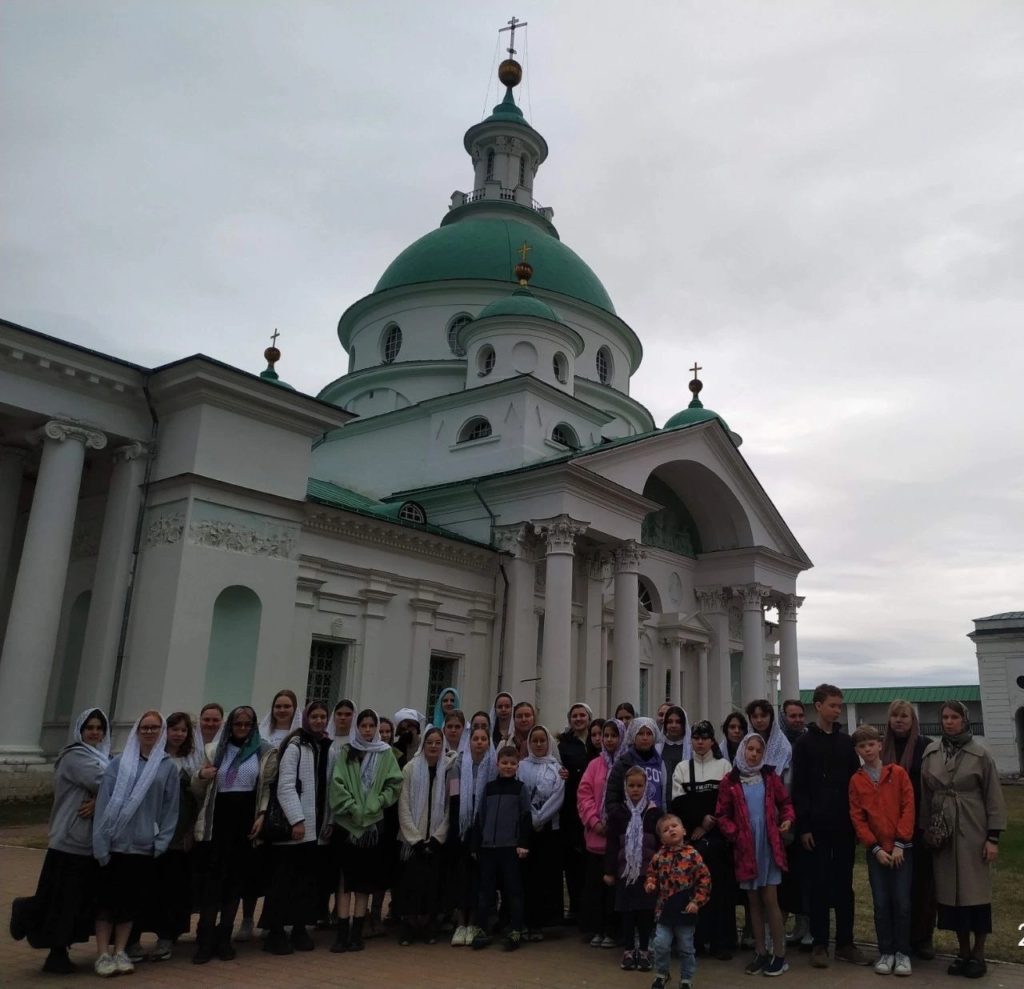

{"left": 489, "top": 691, "right": 515, "bottom": 750}
{"left": 518, "top": 725, "right": 565, "bottom": 939}
{"left": 10, "top": 709, "right": 110, "bottom": 975}
{"left": 745, "top": 699, "right": 792, "bottom": 776}
{"left": 396, "top": 727, "right": 451, "bottom": 944}
{"left": 92, "top": 711, "right": 179, "bottom": 978}
{"left": 657, "top": 705, "right": 693, "bottom": 781}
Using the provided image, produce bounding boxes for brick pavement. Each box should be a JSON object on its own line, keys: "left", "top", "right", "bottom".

{"left": 2, "top": 842, "right": 1020, "bottom": 989}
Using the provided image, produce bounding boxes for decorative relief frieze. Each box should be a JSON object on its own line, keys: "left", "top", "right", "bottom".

{"left": 145, "top": 511, "right": 185, "bottom": 548}
{"left": 188, "top": 518, "right": 299, "bottom": 559}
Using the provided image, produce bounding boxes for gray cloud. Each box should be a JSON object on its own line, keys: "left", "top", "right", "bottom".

{"left": 2, "top": 1, "right": 1022, "bottom": 687}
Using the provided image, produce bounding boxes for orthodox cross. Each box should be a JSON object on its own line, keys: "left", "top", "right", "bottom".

{"left": 499, "top": 16, "right": 527, "bottom": 57}
{"left": 689, "top": 361, "right": 702, "bottom": 380}
{"left": 270, "top": 328, "right": 280, "bottom": 348}
{"left": 517, "top": 241, "right": 533, "bottom": 263}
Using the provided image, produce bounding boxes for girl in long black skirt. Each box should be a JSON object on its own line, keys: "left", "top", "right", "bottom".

{"left": 517, "top": 725, "right": 565, "bottom": 939}
{"left": 9, "top": 709, "right": 110, "bottom": 974}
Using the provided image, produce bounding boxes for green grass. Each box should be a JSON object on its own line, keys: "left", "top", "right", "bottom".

{"left": 851, "top": 784, "right": 1023, "bottom": 962}
{"left": 0, "top": 796, "right": 52, "bottom": 829}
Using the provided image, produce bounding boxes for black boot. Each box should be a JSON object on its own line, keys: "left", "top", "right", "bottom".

{"left": 291, "top": 925, "right": 315, "bottom": 951}
{"left": 42, "top": 947, "right": 76, "bottom": 974}
{"left": 349, "top": 916, "right": 365, "bottom": 952}
{"left": 193, "top": 919, "right": 215, "bottom": 964}
{"left": 330, "top": 918, "right": 350, "bottom": 953}
{"left": 263, "top": 928, "right": 293, "bottom": 955}
{"left": 214, "top": 923, "right": 237, "bottom": 961}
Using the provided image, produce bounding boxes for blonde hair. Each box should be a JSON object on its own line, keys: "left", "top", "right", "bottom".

{"left": 881, "top": 700, "right": 920, "bottom": 771}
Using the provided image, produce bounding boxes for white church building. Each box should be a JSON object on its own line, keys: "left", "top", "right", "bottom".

{"left": 0, "top": 52, "right": 811, "bottom": 797}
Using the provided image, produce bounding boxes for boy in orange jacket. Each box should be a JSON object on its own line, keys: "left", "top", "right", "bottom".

{"left": 849, "top": 725, "right": 915, "bottom": 977}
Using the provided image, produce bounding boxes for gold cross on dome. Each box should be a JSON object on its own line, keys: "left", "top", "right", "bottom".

{"left": 270, "top": 328, "right": 280, "bottom": 347}
{"left": 690, "top": 362, "right": 702, "bottom": 380}
{"left": 517, "top": 241, "right": 533, "bottom": 263}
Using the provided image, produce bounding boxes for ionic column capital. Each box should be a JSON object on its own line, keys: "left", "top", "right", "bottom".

{"left": 613, "top": 539, "right": 644, "bottom": 573}
{"left": 39, "top": 418, "right": 107, "bottom": 451}
{"left": 778, "top": 594, "right": 805, "bottom": 622}
{"left": 112, "top": 440, "right": 149, "bottom": 463}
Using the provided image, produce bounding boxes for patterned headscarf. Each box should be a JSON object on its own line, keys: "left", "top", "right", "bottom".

{"left": 96, "top": 713, "right": 168, "bottom": 841}
{"left": 939, "top": 699, "right": 973, "bottom": 755}
{"left": 348, "top": 711, "right": 393, "bottom": 792}
{"left": 733, "top": 731, "right": 767, "bottom": 784}
{"left": 214, "top": 706, "right": 263, "bottom": 787}
{"left": 622, "top": 766, "right": 651, "bottom": 884}
{"left": 401, "top": 728, "right": 448, "bottom": 859}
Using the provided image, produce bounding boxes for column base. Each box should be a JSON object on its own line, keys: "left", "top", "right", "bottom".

{"left": 0, "top": 746, "right": 47, "bottom": 766}
{"left": 0, "top": 760, "right": 56, "bottom": 801}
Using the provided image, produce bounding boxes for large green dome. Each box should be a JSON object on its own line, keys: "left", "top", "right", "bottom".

{"left": 373, "top": 217, "right": 616, "bottom": 314}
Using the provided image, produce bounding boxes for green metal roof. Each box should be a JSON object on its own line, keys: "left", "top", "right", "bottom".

{"left": 975, "top": 612, "right": 1024, "bottom": 621}
{"left": 373, "top": 216, "right": 616, "bottom": 314}
{"left": 477, "top": 286, "right": 563, "bottom": 323}
{"left": 664, "top": 403, "right": 729, "bottom": 432}
{"left": 259, "top": 364, "right": 295, "bottom": 390}
{"left": 797, "top": 685, "right": 981, "bottom": 705}
{"left": 306, "top": 478, "right": 491, "bottom": 549}
{"left": 484, "top": 88, "right": 528, "bottom": 125}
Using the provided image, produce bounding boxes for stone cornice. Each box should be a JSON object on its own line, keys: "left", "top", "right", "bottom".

{"left": 304, "top": 506, "right": 498, "bottom": 574}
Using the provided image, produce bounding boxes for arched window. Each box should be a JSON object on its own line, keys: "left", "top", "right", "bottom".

{"left": 486, "top": 149, "right": 495, "bottom": 181}
{"left": 348, "top": 347, "right": 356, "bottom": 373}
{"left": 204, "top": 586, "right": 262, "bottom": 704}
{"left": 550, "top": 423, "right": 579, "bottom": 450}
{"left": 552, "top": 351, "right": 568, "bottom": 383}
{"left": 381, "top": 324, "right": 402, "bottom": 363}
{"left": 458, "top": 417, "right": 493, "bottom": 443}
{"left": 398, "top": 501, "right": 426, "bottom": 524}
{"left": 596, "top": 346, "right": 613, "bottom": 384}
{"left": 477, "top": 345, "right": 496, "bottom": 377}
{"left": 447, "top": 314, "right": 471, "bottom": 356}
{"left": 519, "top": 154, "right": 527, "bottom": 186}
{"left": 638, "top": 580, "right": 654, "bottom": 612}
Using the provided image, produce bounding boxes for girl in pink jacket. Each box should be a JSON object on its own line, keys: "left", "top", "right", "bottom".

{"left": 576, "top": 719, "right": 624, "bottom": 947}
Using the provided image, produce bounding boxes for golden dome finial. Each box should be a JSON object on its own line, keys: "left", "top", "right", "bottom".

{"left": 264, "top": 328, "right": 281, "bottom": 366}
{"left": 498, "top": 16, "right": 526, "bottom": 88}
{"left": 514, "top": 241, "right": 533, "bottom": 286}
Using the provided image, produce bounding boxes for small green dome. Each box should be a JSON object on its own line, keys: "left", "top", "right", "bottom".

{"left": 664, "top": 393, "right": 741, "bottom": 446}
{"left": 477, "top": 287, "right": 563, "bottom": 323}
{"left": 374, "top": 217, "right": 615, "bottom": 314}
{"left": 259, "top": 365, "right": 296, "bottom": 391}
{"left": 484, "top": 87, "right": 528, "bottom": 125}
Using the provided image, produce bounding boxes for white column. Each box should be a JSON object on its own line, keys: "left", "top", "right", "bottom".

{"left": 778, "top": 594, "right": 804, "bottom": 704}
{"left": 0, "top": 448, "right": 27, "bottom": 599}
{"left": 494, "top": 523, "right": 538, "bottom": 705}
{"left": 535, "top": 516, "right": 587, "bottom": 726}
{"left": 846, "top": 702, "right": 858, "bottom": 734}
{"left": 580, "top": 552, "right": 608, "bottom": 713}
{"left": 698, "top": 642, "right": 710, "bottom": 718}
{"left": 0, "top": 420, "right": 106, "bottom": 760}
{"left": 662, "top": 635, "right": 683, "bottom": 706}
{"left": 697, "top": 587, "right": 733, "bottom": 720}
{"left": 738, "top": 583, "right": 770, "bottom": 705}
{"left": 71, "top": 442, "right": 148, "bottom": 716}
{"left": 611, "top": 540, "right": 644, "bottom": 709}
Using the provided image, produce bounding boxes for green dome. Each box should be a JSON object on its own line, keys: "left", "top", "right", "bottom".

{"left": 374, "top": 217, "right": 616, "bottom": 314}
{"left": 259, "top": 365, "right": 296, "bottom": 391}
{"left": 477, "top": 287, "right": 563, "bottom": 323}
{"left": 664, "top": 405, "right": 728, "bottom": 431}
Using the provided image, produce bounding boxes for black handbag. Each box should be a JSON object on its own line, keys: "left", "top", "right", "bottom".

{"left": 262, "top": 744, "right": 302, "bottom": 844}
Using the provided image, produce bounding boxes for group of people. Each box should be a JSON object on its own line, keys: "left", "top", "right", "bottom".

{"left": 7, "top": 683, "right": 1008, "bottom": 986}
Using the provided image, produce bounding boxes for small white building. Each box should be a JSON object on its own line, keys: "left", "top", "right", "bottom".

{"left": 0, "top": 54, "right": 811, "bottom": 798}
{"left": 970, "top": 611, "right": 1024, "bottom": 775}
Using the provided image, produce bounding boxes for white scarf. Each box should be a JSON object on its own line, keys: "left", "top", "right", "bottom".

{"left": 658, "top": 706, "right": 693, "bottom": 762}
{"left": 401, "top": 730, "right": 448, "bottom": 859}
{"left": 623, "top": 794, "right": 650, "bottom": 884}
{"left": 259, "top": 705, "right": 301, "bottom": 740}
{"left": 68, "top": 708, "right": 111, "bottom": 764}
{"left": 347, "top": 714, "right": 392, "bottom": 793}
{"left": 520, "top": 726, "right": 562, "bottom": 810}
{"left": 488, "top": 692, "right": 515, "bottom": 748}
{"left": 734, "top": 731, "right": 767, "bottom": 785}
{"left": 96, "top": 714, "right": 168, "bottom": 841}
{"left": 459, "top": 744, "right": 497, "bottom": 838}
{"left": 759, "top": 715, "right": 793, "bottom": 774}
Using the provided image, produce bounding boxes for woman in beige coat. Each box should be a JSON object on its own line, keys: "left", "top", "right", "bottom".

{"left": 919, "top": 700, "right": 1006, "bottom": 979}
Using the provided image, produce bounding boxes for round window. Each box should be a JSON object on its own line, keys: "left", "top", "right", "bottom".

{"left": 381, "top": 324, "right": 402, "bottom": 363}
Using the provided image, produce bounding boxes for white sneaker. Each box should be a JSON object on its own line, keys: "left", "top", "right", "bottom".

{"left": 893, "top": 953, "right": 912, "bottom": 977}
{"left": 112, "top": 951, "right": 135, "bottom": 974}
{"left": 234, "top": 918, "right": 254, "bottom": 942}
{"left": 451, "top": 925, "right": 468, "bottom": 946}
{"left": 94, "top": 954, "right": 117, "bottom": 977}
{"left": 589, "top": 933, "right": 603, "bottom": 947}
{"left": 875, "top": 953, "right": 894, "bottom": 975}
{"left": 151, "top": 938, "right": 173, "bottom": 961}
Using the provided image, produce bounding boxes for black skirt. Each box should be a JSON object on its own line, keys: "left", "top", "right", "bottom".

{"left": 261, "top": 842, "right": 320, "bottom": 929}
{"left": 397, "top": 846, "right": 443, "bottom": 916}
{"left": 136, "top": 849, "right": 193, "bottom": 939}
{"left": 523, "top": 826, "right": 564, "bottom": 929}
{"left": 95, "top": 852, "right": 154, "bottom": 925}
{"left": 197, "top": 790, "right": 257, "bottom": 906}
{"left": 937, "top": 902, "right": 992, "bottom": 935}
{"left": 337, "top": 826, "right": 389, "bottom": 894}
{"left": 25, "top": 848, "right": 98, "bottom": 949}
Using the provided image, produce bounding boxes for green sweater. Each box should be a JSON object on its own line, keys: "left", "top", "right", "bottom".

{"left": 329, "top": 745, "right": 402, "bottom": 839}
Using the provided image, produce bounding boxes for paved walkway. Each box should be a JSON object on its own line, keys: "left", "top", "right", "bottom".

{"left": 1, "top": 840, "right": 1019, "bottom": 988}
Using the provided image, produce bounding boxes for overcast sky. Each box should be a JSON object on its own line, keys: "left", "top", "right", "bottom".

{"left": 3, "top": 1, "right": 1022, "bottom": 689}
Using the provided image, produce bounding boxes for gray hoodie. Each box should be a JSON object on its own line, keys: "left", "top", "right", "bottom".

{"left": 92, "top": 753, "right": 180, "bottom": 865}
{"left": 48, "top": 744, "right": 108, "bottom": 856}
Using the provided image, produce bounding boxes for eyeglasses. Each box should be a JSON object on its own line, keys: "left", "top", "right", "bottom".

{"left": 138, "top": 726, "right": 162, "bottom": 734}
{"left": 232, "top": 722, "right": 254, "bottom": 729}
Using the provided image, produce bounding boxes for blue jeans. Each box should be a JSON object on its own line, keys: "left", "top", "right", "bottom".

{"left": 652, "top": 922, "right": 695, "bottom": 981}
{"left": 866, "top": 848, "right": 912, "bottom": 956}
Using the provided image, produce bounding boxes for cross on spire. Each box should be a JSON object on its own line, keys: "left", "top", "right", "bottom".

{"left": 517, "top": 241, "right": 533, "bottom": 263}
{"left": 499, "top": 15, "right": 527, "bottom": 57}
{"left": 270, "top": 328, "right": 280, "bottom": 348}
{"left": 689, "top": 362, "right": 702, "bottom": 380}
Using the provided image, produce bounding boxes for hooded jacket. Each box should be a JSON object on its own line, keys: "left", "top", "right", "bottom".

{"left": 48, "top": 744, "right": 108, "bottom": 856}
{"left": 715, "top": 766, "right": 794, "bottom": 882}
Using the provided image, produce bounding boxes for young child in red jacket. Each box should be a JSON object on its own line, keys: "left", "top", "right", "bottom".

{"left": 848, "top": 725, "right": 915, "bottom": 977}
{"left": 715, "top": 732, "right": 795, "bottom": 977}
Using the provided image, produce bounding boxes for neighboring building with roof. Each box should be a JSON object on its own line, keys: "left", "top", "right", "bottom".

{"left": 797, "top": 685, "right": 984, "bottom": 739}
{"left": 969, "top": 612, "right": 1024, "bottom": 774}
{"left": 0, "top": 44, "right": 811, "bottom": 796}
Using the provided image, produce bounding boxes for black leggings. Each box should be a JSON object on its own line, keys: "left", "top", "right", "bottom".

{"left": 478, "top": 848, "right": 525, "bottom": 932}
{"left": 620, "top": 908, "right": 654, "bottom": 951}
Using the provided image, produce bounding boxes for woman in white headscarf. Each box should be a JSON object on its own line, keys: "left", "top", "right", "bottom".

{"left": 604, "top": 717, "right": 667, "bottom": 815}
{"left": 657, "top": 705, "right": 693, "bottom": 781}
{"left": 745, "top": 700, "right": 792, "bottom": 777}
{"left": 9, "top": 709, "right": 111, "bottom": 975}
{"left": 91, "top": 711, "right": 179, "bottom": 978}
{"left": 489, "top": 691, "right": 515, "bottom": 750}
{"left": 518, "top": 725, "right": 565, "bottom": 939}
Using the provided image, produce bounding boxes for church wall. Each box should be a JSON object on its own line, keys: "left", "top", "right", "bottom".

{"left": 974, "top": 632, "right": 1024, "bottom": 774}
